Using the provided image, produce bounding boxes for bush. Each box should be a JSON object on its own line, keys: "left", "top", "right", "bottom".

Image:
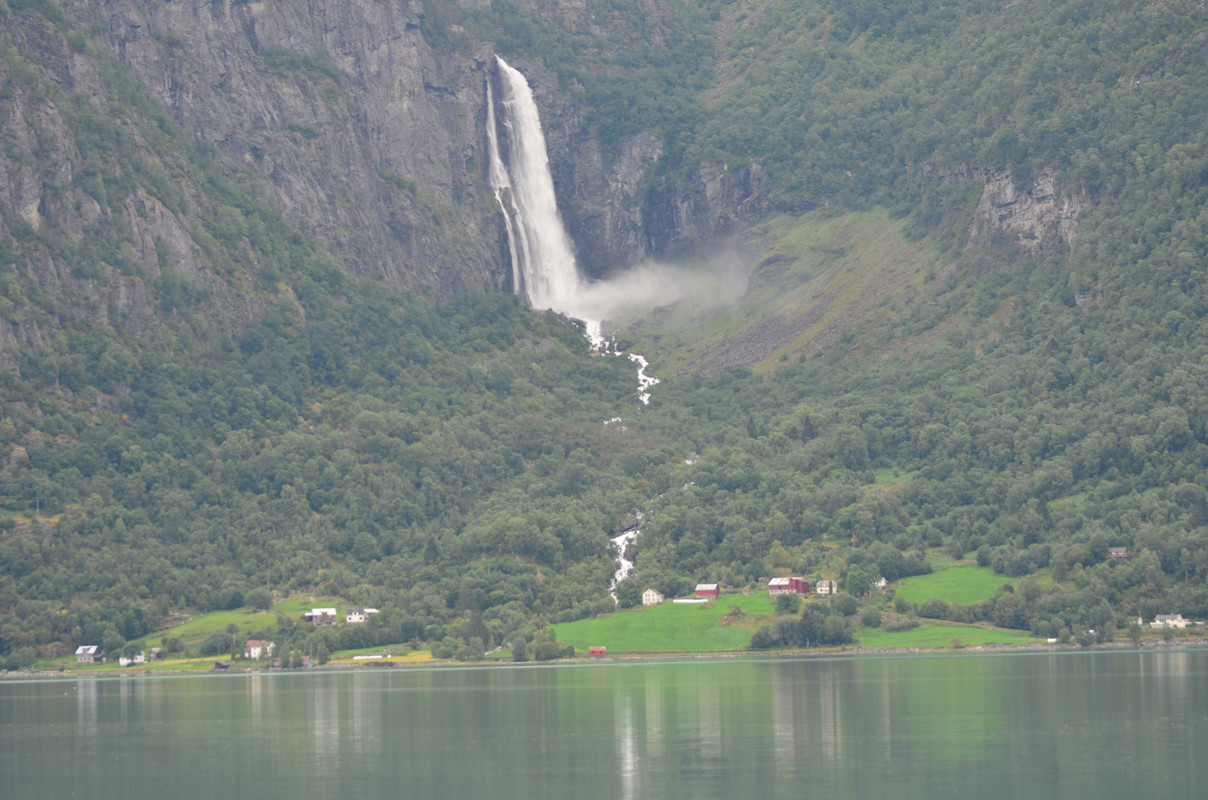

{"left": 919, "top": 598, "right": 954, "bottom": 620}
{"left": 198, "top": 630, "right": 234, "bottom": 656}
{"left": 883, "top": 617, "right": 920, "bottom": 632}
{"left": 533, "top": 640, "right": 573, "bottom": 661}
{"left": 5, "top": 647, "right": 37, "bottom": 671}
{"left": 832, "top": 594, "right": 858, "bottom": 616}
{"left": 245, "top": 587, "right": 273, "bottom": 610}
{"left": 774, "top": 593, "right": 802, "bottom": 615}
{"left": 749, "top": 625, "right": 776, "bottom": 649}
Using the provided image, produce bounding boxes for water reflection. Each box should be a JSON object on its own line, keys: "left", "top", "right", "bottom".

{"left": 614, "top": 691, "right": 642, "bottom": 800}
{"left": 75, "top": 678, "right": 99, "bottom": 737}
{"left": 2, "top": 651, "right": 1206, "bottom": 800}
{"left": 309, "top": 676, "right": 341, "bottom": 765}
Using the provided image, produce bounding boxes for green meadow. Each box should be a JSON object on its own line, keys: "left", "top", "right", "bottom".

{"left": 551, "top": 589, "right": 1034, "bottom": 655}
{"left": 857, "top": 623, "right": 1035, "bottom": 649}
{"left": 553, "top": 593, "right": 778, "bottom": 653}
{"left": 894, "top": 567, "right": 1009, "bottom": 606}
{"left": 156, "top": 608, "right": 280, "bottom": 650}
{"left": 150, "top": 596, "right": 345, "bottom": 649}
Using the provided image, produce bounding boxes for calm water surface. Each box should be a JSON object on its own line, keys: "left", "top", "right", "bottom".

{"left": 1, "top": 649, "right": 1204, "bottom": 799}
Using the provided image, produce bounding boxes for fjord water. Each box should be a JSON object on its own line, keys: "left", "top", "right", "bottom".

{"left": 2, "top": 651, "right": 1204, "bottom": 799}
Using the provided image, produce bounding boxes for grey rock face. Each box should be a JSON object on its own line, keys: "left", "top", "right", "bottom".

{"left": 3, "top": 0, "right": 766, "bottom": 360}
{"left": 65, "top": 0, "right": 508, "bottom": 297}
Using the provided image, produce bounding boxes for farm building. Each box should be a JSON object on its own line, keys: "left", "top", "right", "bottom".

{"left": 346, "top": 608, "right": 380, "bottom": 624}
{"left": 75, "top": 645, "right": 103, "bottom": 664}
{"left": 695, "top": 583, "right": 720, "bottom": 599}
{"left": 815, "top": 579, "right": 837, "bottom": 596}
{"left": 304, "top": 608, "right": 338, "bottom": 625}
{"left": 642, "top": 589, "right": 665, "bottom": 606}
{"left": 768, "top": 577, "right": 810, "bottom": 596}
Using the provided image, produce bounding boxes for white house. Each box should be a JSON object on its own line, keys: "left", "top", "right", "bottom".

{"left": 642, "top": 588, "right": 665, "bottom": 606}
{"left": 1151, "top": 614, "right": 1189, "bottom": 629}
{"left": 815, "top": 579, "right": 837, "bottom": 597}
{"left": 245, "top": 640, "right": 275, "bottom": 660}
{"left": 346, "top": 608, "right": 380, "bottom": 624}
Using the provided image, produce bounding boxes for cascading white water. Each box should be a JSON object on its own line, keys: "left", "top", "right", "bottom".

{"left": 487, "top": 56, "right": 659, "bottom": 404}
{"left": 485, "top": 80, "right": 523, "bottom": 299}
{"left": 487, "top": 57, "right": 583, "bottom": 314}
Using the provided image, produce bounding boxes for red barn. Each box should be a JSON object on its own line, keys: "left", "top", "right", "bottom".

{"left": 695, "top": 583, "right": 720, "bottom": 599}
{"left": 769, "top": 577, "right": 810, "bottom": 595}
{"left": 589, "top": 646, "right": 607, "bottom": 658}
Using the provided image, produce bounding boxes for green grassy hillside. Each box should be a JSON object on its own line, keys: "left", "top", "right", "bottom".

{"left": 4, "top": 0, "right": 1208, "bottom": 668}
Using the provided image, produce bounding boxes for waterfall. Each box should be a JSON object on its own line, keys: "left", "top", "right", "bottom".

{"left": 487, "top": 56, "right": 659, "bottom": 403}
{"left": 487, "top": 57, "right": 583, "bottom": 315}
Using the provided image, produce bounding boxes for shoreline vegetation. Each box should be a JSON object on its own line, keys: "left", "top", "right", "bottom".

{"left": 4, "top": 638, "right": 1204, "bottom": 681}
{"left": 6, "top": 573, "right": 1204, "bottom": 680}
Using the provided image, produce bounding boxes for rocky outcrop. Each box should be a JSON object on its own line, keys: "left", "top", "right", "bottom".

{"left": 558, "top": 129, "right": 663, "bottom": 280}
{"left": 643, "top": 160, "right": 773, "bottom": 263}
{"left": 962, "top": 166, "right": 1086, "bottom": 253}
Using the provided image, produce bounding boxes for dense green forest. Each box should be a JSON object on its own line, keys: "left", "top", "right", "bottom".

{"left": 3, "top": 0, "right": 1208, "bottom": 666}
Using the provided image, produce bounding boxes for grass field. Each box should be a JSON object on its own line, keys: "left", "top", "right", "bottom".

{"left": 552, "top": 593, "right": 780, "bottom": 653}
{"left": 857, "top": 623, "right": 1036, "bottom": 649}
{"left": 143, "top": 596, "right": 347, "bottom": 650}
{"left": 894, "top": 567, "right": 1009, "bottom": 605}
{"left": 155, "top": 608, "right": 281, "bottom": 650}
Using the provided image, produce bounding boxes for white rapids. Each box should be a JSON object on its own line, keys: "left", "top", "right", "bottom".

{"left": 608, "top": 519, "right": 642, "bottom": 606}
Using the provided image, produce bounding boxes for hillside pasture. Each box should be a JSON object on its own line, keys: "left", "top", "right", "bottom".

{"left": 552, "top": 593, "right": 778, "bottom": 653}
{"left": 153, "top": 608, "right": 280, "bottom": 651}
{"left": 894, "top": 567, "right": 1008, "bottom": 606}
{"left": 136, "top": 596, "right": 346, "bottom": 652}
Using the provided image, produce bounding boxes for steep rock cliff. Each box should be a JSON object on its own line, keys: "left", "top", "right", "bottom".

{"left": 2, "top": 0, "right": 770, "bottom": 363}
{"left": 63, "top": 0, "right": 508, "bottom": 296}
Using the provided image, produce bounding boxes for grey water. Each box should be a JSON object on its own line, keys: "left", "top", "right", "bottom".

{"left": 2, "top": 650, "right": 1205, "bottom": 799}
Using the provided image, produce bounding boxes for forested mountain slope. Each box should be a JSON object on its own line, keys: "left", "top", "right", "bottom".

{"left": 2, "top": 0, "right": 1208, "bottom": 663}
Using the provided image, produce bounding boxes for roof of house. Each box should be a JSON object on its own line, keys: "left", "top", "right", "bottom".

{"left": 75, "top": 645, "right": 98, "bottom": 655}
{"left": 695, "top": 583, "right": 719, "bottom": 591}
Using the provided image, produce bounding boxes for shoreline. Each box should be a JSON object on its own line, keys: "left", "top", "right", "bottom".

{"left": 4, "top": 638, "right": 1203, "bottom": 681}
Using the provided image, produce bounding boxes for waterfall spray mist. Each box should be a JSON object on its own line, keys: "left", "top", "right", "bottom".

{"left": 488, "top": 56, "right": 712, "bottom": 403}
